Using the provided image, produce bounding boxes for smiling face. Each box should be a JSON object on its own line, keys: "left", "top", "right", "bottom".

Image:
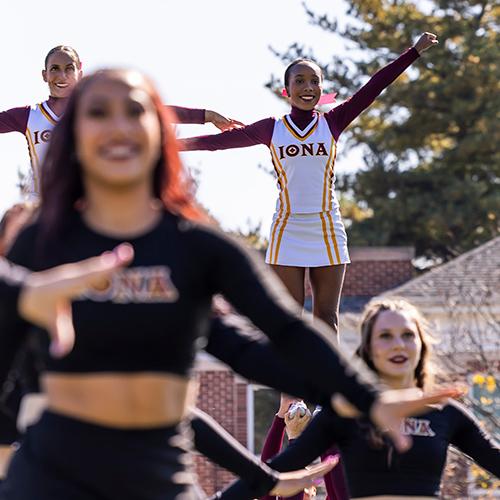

{"left": 286, "top": 62, "right": 323, "bottom": 111}
{"left": 369, "top": 309, "right": 423, "bottom": 387}
{"left": 74, "top": 72, "right": 162, "bottom": 192}
{"left": 43, "top": 50, "right": 82, "bottom": 98}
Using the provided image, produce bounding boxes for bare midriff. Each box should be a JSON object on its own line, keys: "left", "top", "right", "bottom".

{"left": 42, "top": 372, "right": 196, "bottom": 428}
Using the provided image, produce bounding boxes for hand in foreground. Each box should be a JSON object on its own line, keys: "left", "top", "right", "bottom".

{"left": 331, "top": 387, "right": 462, "bottom": 452}
{"left": 18, "top": 243, "right": 134, "bottom": 358}
{"left": 205, "top": 110, "right": 245, "bottom": 131}
{"left": 269, "top": 455, "right": 338, "bottom": 497}
{"left": 414, "top": 32, "right": 438, "bottom": 54}
{"left": 303, "top": 485, "right": 317, "bottom": 499}
{"left": 285, "top": 401, "right": 312, "bottom": 439}
{"left": 277, "top": 393, "right": 298, "bottom": 418}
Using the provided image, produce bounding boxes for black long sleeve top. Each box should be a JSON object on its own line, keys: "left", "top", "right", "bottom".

{"left": 257, "top": 403, "right": 499, "bottom": 498}
{"left": 2, "top": 210, "right": 378, "bottom": 415}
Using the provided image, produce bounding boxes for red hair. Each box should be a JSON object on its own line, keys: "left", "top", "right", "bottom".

{"left": 39, "top": 69, "right": 207, "bottom": 247}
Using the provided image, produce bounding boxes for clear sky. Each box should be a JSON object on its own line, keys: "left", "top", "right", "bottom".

{"left": 0, "top": 0, "right": 363, "bottom": 237}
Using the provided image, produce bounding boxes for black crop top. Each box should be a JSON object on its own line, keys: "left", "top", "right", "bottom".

{"left": 2, "top": 210, "right": 378, "bottom": 414}
{"left": 265, "top": 402, "right": 500, "bottom": 498}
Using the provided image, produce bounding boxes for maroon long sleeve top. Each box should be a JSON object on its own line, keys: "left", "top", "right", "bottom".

{"left": 0, "top": 99, "right": 206, "bottom": 135}
{"left": 260, "top": 415, "right": 304, "bottom": 500}
{"left": 261, "top": 415, "right": 350, "bottom": 500}
{"left": 180, "top": 47, "right": 419, "bottom": 151}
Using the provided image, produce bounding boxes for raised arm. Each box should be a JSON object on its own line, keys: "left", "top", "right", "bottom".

{"left": 179, "top": 118, "right": 275, "bottom": 151}
{"left": 0, "top": 106, "right": 29, "bottom": 134}
{"left": 449, "top": 401, "right": 500, "bottom": 477}
{"left": 168, "top": 106, "right": 206, "bottom": 125}
{"left": 326, "top": 33, "right": 438, "bottom": 138}
{"left": 167, "top": 106, "right": 243, "bottom": 131}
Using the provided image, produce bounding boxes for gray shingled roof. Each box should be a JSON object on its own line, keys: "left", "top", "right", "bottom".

{"left": 383, "top": 237, "right": 500, "bottom": 309}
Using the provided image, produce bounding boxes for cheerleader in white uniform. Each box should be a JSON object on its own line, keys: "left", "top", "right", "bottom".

{"left": 0, "top": 46, "right": 242, "bottom": 199}
{"left": 180, "top": 33, "right": 439, "bottom": 335}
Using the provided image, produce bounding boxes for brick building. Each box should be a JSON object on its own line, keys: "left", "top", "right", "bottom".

{"left": 193, "top": 362, "right": 249, "bottom": 497}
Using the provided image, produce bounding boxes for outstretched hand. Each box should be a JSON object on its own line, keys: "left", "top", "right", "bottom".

{"left": 269, "top": 455, "right": 338, "bottom": 497}
{"left": 205, "top": 110, "right": 245, "bottom": 131}
{"left": 331, "top": 387, "right": 462, "bottom": 452}
{"left": 414, "top": 32, "right": 438, "bottom": 54}
{"left": 18, "top": 243, "right": 134, "bottom": 358}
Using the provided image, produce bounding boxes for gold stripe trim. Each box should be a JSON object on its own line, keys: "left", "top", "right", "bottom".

{"left": 273, "top": 213, "right": 290, "bottom": 264}
{"left": 326, "top": 211, "right": 341, "bottom": 264}
{"left": 319, "top": 212, "right": 334, "bottom": 265}
{"left": 321, "top": 139, "right": 336, "bottom": 211}
{"left": 268, "top": 169, "right": 284, "bottom": 262}
{"left": 268, "top": 217, "right": 280, "bottom": 263}
{"left": 270, "top": 145, "right": 291, "bottom": 263}
{"left": 270, "top": 145, "right": 291, "bottom": 212}
{"left": 25, "top": 128, "right": 41, "bottom": 193}
{"left": 39, "top": 103, "right": 57, "bottom": 126}
{"left": 328, "top": 145, "right": 338, "bottom": 210}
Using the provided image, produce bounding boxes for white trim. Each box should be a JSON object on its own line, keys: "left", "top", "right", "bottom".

{"left": 41, "top": 100, "right": 60, "bottom": 122}
{"left": 285, "top": 113, "right": 318, "bottom": 136}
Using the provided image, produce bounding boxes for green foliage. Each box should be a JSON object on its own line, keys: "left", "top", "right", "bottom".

{"left": 269, "top": 0, "right": 499, "bottom": 261}
{"left": 253, "top": 388, "right": 280, "bottom": 453}
{"left": 229, "top": 221, "right": 269, "bottom": 251}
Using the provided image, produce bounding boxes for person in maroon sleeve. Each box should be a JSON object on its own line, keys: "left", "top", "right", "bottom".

{"left": 260, "top": 395, "right": 319, "bottom": 500}
{"left": 180, "top": 33, "right": 438, "bottom": 337}
{"left": 262, "top": 395, "right": 349, "bottom": 500}
{"left": 0, "top": 45, "right": 242, "bottom": 199}
{"left": 0, "top": 46, "right": 83, "bottom": 197}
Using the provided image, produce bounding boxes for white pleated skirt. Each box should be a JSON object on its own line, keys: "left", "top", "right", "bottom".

{"left": 265, "top": 209, "right": 350, "bottom": 267}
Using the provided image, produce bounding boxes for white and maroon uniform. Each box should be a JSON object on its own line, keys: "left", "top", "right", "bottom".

{"left": 0, "top": 99, "right": 206, "bottom": 200}
{"left": 267, "top": 113, "right": 348, "bottom": 266}
{"left": 24, "top": 101, "right": 59, "bottom": 196}
{"left": 0, "top": 98, "right": 60, "bottom": 199}
{"left": 182, "top": 47, "right": 421, "bottom": 266}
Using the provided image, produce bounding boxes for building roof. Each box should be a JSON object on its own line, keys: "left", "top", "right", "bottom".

{"left": 383, "top": 237, "right": 500, "bottom": 310}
